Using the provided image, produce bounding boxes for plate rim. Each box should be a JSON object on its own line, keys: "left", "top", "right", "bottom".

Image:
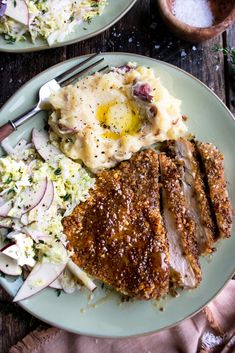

{"left": 0, "top": 52, "right": 234, "bottom": 338}
{"left": 0, "top": 0, "right": 137, "bottom": 53}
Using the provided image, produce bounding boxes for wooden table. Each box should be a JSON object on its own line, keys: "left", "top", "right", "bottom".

{"left": 0, "top": 1, "right": 234, "bottom": 352}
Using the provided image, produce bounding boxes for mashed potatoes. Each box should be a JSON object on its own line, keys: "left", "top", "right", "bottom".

{"left": 48, "top": 63, "right": 187, "bottom": 172}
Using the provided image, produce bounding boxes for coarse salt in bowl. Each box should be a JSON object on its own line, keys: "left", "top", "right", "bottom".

{"left": 156, "top": 0, "right": 235, "bottom": 42}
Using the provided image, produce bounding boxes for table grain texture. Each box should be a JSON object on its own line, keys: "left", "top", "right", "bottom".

{"left": 0, "top": 1, "right": 234, "bottom": 352}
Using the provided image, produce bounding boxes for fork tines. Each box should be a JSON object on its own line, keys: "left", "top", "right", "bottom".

{"left": 61, "top": 57, "right": 105, "bottom": 87}
{"left": 55, "top": 53, "right": 104, "bottom": 86}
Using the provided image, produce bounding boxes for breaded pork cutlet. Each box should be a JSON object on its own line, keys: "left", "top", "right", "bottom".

{"left": 195, "top": 142, "right": 233, "bottom": 239}
{"left": 159, "top": 153, "right": 202, "bottom": 289}
{"left": 63, "top": 150, "right": 169, "bottom": 300}
{"left": 161, "top": 139, "right": 216, "bottom": 254}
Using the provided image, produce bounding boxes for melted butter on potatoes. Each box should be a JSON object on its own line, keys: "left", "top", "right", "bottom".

{"left": 48, "top": 64, "right": 188, "bottom": 173}
{"left": 97, "top": 100, "right": 141, "bottom": 139}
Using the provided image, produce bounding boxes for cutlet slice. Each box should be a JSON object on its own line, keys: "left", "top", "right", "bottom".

{"left": 161, "top": 139, "right": 216, "bottom": 254}
{"left": 159, "top": 153, "right": 202, "bottom": 288}
{"left": 62, "top": 150, "right": 169, "bottom": 300}
{"left": 195, "top": 142, "right": 233, "bottom": 239}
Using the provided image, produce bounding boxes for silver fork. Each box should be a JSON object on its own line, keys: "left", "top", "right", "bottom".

{"left": 0, "top": 53, "right": 109, "bottom": 142}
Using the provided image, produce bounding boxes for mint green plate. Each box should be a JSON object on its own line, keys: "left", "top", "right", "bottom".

{"left": 0, "top": 53, "right": 234, "bottom": 338}
{"left": 0, "top": 1, "right": 136, "bottom": 53}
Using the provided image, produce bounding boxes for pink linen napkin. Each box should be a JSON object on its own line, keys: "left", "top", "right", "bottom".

{"left": 9, "top": 280, "right": 235, "bottom": 353}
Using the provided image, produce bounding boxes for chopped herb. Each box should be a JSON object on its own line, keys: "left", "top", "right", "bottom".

{"left": 63, "top": 193, "right": 71, "bottom": 201}
{"left": 4, "top": 177, "right": 12, "bottom": 184}
{"left": 213, "top": 45, "right": 235, "bottom": 65}
{"left": 7, "top": 188, "right": 16, "bottom": 195}
{"left": 54, "top": 168, "right": 62, "bottom": 176}
{"left": 56, "top": 289, "right": 62, "bottom": 297}
{"left": 213, "top": 45, "right": 235, "bottom": 105}
{"left": 5, "top": 36, "right": 16, "bottom": 45}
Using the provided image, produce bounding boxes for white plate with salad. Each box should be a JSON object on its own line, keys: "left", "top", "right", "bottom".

{"left": 0, "top": 0, "right": 137, "bottom": 52}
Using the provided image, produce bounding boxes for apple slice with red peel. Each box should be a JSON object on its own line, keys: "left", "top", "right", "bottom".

{"left": 0, "top": 252, "right": 22, "bottom": 276}
{"left": 9, "top": 178, "right": 47, "bottom": 218}
{"left": 40, "top": 179, "right": 54, "bottom": 210}
{"left": 30, "top": 179, "right": 54, "bottom": 214}
{"left": 13, "top": 261, "right": 67, "bottom": 302}
{"left": 22, "top": 180, "right": 54, "bottom": 229}
{"left": 0, "top": 242, "right": 15, "bottom": 253}
{"left": 32, "top": 129, "right": 61, "bottom": 163}
{"left": 67, "top": 260, "right": 97, "bottom": 292}
{"left": 0, "top": 200, "right": 12, "bottom": 217}
{"left": 20, "top": 180, "right": 55, "bottom": 226}
{"left": 1, "top": 243, "right": 18, "bottom": 260}
{"left": 5, "top": 0, "right": 29, "bottom": 26}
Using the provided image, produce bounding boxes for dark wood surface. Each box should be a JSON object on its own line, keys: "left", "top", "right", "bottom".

{"left": 0, "top": 1, "right": 234, "bottom": 352}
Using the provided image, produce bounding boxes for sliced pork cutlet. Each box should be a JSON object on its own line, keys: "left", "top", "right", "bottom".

{"left": 62, "top": 150, "right": 169, "bottom": 300}
{"left": 161, "top": 139, "right": 216, "bottom": 255}
{"left": 159, "top": 153, "right": 201, "bottom": 289}
{"left": 195, "top": 142, "right": 233, "bottom": 239}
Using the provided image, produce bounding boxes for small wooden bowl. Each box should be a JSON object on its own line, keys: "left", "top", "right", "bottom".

{"left": 157, "top": 0, "right": 235, "bottom": 42}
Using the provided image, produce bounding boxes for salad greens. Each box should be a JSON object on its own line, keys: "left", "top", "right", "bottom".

{"left": 0, "top": 0, "right": 107, "bottom": 45}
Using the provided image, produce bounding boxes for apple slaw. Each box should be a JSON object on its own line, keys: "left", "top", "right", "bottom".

{"left": 0, "top": 129, "right": 97, "bottom": 301}
{"left": 0, "top": 0, "right": 107, "bottom": 46}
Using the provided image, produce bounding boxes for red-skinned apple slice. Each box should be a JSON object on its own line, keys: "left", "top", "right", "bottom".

{"left": 13, "top": 261, "right": 67, "bottom": 302}
{"left": 0, "top": 252, "right": 22, "bottom": 276}
{"left": 9, "top": 178, "right": 47, "bottom": 218}
{"left": 22, "top": 180, "right": 54, "bottom": 228}
{"left": 32, "top": 129, "right": 61, "bottom": 163}
{"left": 31, "top": 179, "right": 54, "bottom": 213}
{"left": 1, "top": 243, "right": 18, "bottom": 260}
{"left": 5, "top": 0, "right": 29, "bottom": 26}
{"left": 0, "top": 242, "right": 15, "bottom": 253}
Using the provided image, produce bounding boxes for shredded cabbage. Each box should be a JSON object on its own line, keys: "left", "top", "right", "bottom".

{"left": 0, "top": 0, "right": 107, "bottom": 45}
{"left": 0, "top": 139, "right": 95, "bottom": 268}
